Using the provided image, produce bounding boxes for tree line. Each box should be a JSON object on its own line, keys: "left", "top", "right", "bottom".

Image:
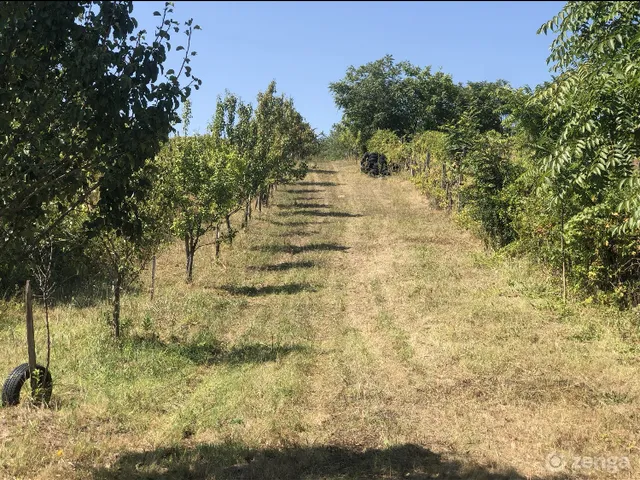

{"left": 0, "top": 1, "right": 317, "bottom": 337}
{"left": 323, "top": 1, "right": 640, "bottom": 307}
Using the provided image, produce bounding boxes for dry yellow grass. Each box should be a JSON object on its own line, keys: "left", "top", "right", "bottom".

{"left": 1, "top": 159, "right": 639, "bottom": 479}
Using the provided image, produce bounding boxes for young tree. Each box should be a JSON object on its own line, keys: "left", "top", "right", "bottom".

{"left": 158, "top": 100, "right": 244, "bottom": 281}
{"left": 209, "top": 91, "right": 257, "bottom": 230}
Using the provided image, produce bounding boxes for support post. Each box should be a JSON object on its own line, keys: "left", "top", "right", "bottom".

{"left": 150, "top": 255, "right": 156, "bottom": 301}
{"left": 25, "top": 280, "right": 37, "bottom": 391}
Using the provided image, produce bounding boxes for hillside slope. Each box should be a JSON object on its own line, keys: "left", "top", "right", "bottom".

{"left": 1, "top": 159, "right": 638, "bottom": 479}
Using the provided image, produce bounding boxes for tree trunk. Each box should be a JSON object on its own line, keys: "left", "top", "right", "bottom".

{"left": 457, "top": 172, "right": 463, "bottom": 211}
{"left": 185, "top": 233, "right": 195, "bottom": 283}
{"left": 226, "top": 215, "right": 232, "bottom": 246}
{"left": 184, "top": 234, "right": 191, "bottom": 277}
{"left": 186, "top": 251, "right": 194, "bottom": 283}
{"left": 215, "top": 223, "right": 221, "bottom": 259}
{"left": 112, "top": 272, "right": 122, "bottom": 338}
{"left": 258, "top": 193, "right": 262, "bottom": 212}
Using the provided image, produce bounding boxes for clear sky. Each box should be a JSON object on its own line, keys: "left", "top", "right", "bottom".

{"left": 131, "top": 1, "right": 565, "bottom": 136}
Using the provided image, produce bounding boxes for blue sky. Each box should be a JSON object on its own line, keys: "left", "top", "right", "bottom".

{"left": 132, "top": 1, "right": 565, "bottom": 136}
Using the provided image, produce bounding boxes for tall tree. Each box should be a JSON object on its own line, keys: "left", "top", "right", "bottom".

{"left": 459, "top": 80, "right": 516, "bottom": 134}
{"left": 0, "top": 1, "right": 201, "bottom": 255}
{"left": 538, "top": 1, "right": 640, "bottom": 232}
{"left": 329, "top": 55, "right": 462, "bottom": 149}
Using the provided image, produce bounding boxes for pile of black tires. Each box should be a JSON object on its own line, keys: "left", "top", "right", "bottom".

{"left": 360, "top": 152, "right": 390, "bottom": 177}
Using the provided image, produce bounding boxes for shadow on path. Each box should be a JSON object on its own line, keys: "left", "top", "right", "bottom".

{"left": 277, "top": 230, "right": 320, "bottom": 237}
{"left": 219, "top": 283, "right": 317, "bottom": 296}
{"left": 297, "top": 181, "right": 340, "bottom": 187}
{"left": 277, "top": 209, "right": 362, "bottom": 218}
{"left": 287, "top": 189, "right": 324, "bottom": 194}
{"left": 247, "top": 260, "right": 316, "bottom": 272}
{"left": 251, "top": 243, "right": 349, "bottom": 255}
{"left": 125, "top": 337, "right": 307, "bottom": 366}
{"left": 292, "top": 196, "right": 323, "bottom": 201}
{"left": 92, "top": 442, "right": 569, "bottom": 480}
{"left": 269, "top": 220, "right": 327, "bottom": 227}
{"left": 278, "top": 203, "right": 331, "bottom": 209}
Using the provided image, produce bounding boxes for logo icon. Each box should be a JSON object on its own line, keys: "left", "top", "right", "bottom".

{"left": 546, "top": 452, "right": 566, "bottom": 472}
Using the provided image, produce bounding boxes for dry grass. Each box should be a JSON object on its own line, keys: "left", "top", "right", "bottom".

{"left": 1, "top": 158, "right": 639, "bottom": 479}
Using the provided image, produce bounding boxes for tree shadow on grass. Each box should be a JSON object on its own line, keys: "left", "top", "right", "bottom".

{"left": 251, "top": 243, "right": 349, "bottom": 255}
{"left": 307, "top": 168, "right": 337, "bottom": 174}
{"left": 218, "top": 283, "right": 317, "bottom": 296}
{"left": 269, "top": 220, "right": 327, "bottom": 227}
{"left": 278, "top": 209, "right": 362, "bottom": 218}
{"left": 126, "top": 336, "right": 308, "bottom": 366}
{"left": 91, "top": 441, "right": 568, "bottom": 480}
{"left": 278, "top": 203, "right": 331, "bottom": 209}
{"left": 287, "top": 188, "right": 324, "bottom": 194}
{"left": 297, "top": 181, "right": 340, "bottom": 187}
{"left": 291, "top": 196, "right": 323, "bottom": 201}
{"left": 247, "top": 260, "right": 316, "bottom": 272}
{"left": 277, "top": 230, "right": 320, "bottom": 237}
{"left": 178, "top": 341, "right": 308, "bottom": 365}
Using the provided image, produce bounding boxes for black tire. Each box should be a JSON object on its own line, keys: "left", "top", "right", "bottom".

{"left": 2, "top": 363, "right": 53, "bottom": 406}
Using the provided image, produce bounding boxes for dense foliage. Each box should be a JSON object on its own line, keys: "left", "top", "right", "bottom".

{"left": 328, "top": 1, "right": 640, "bottom": 307}
{"left": 0, "top": 2, "right": 317, "bottom": 336}
{"left": 0, "top": 1, "right": 200, "bottom": 250}
{"left": 157, "top": 83, "right": 316, "bottom": 284}
{"left": 328, "top": 54, "right": 513, "bottom": 151}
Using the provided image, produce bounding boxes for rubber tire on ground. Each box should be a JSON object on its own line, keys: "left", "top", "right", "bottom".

{"left": 1, "top": 363, "right": 53, "bottom": 406}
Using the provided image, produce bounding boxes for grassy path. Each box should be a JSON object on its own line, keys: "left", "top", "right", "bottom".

{"left": 1, "top": 159, "right": 639, "bottom": 479}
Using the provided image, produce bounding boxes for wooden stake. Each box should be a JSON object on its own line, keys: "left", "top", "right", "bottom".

{"left": 561, "top": 200, "right": 567, "bottom": 303}
{"left": 215, "top": 224, "right": 220, "bottom": 259}
{"left": 150, "top": 255, "right": 156, "bottom": 301}
{"left": 25, "top": 280, "right": 37, "bottom": 391}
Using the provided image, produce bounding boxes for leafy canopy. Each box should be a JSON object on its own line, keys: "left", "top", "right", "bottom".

{"left": 537, "top": 1, "right": 640, "bottom": 232}
{"left": 0, "top": 1, "right": 201, "bottom": 249}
